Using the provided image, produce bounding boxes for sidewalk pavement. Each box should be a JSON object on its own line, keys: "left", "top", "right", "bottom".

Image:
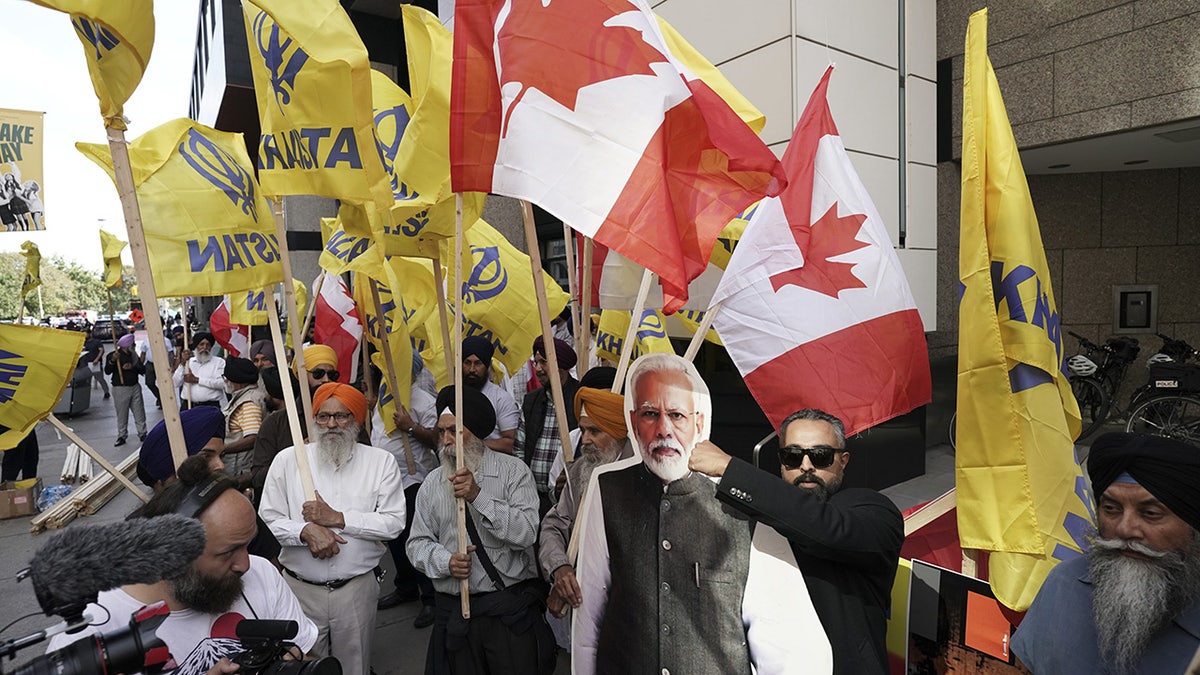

{"left": 0, "top": 362, "right": 967, "bottom": 673}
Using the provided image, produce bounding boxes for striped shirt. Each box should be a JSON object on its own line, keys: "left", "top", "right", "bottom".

{"left": 407, "top": 450, "right": 540, "bottom": 594}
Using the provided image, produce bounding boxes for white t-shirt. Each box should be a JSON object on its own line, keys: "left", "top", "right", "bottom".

{"left": 47, "top": 556, "right": 317, "bottom": 675}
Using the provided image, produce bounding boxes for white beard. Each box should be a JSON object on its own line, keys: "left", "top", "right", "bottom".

{"left": 640, "top": 438, "right": 691, "bottom": 483}
{"left": 439, "top": 436, "right": 486, "bottom": 478}
{"left": 314, "top": 422, "right": 358, "bottom": 470}
{"left": 195, "top": 350, "right": 213, "bottom": 365}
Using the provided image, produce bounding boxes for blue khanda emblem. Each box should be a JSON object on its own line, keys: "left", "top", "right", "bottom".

{"left": 73, "top": 18, "right": 119, "bottom": 61}
{"left": 636, "top": 310, "right": 667, "bottom": 340}
{"left": 373, "top": 105, "right": 418, "bottom": 202}
{"left": 252, "top": 11, "right": 309, "bottom": 113}
{"left": 179, "top": 128, "right": 259, "bottom": 221}
{"left": 462, "top": 246, "right": 507, "bottom": 303}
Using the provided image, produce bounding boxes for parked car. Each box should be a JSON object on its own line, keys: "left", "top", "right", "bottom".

{"left": 92, "top": 315, "right": 133, "bottom": 340}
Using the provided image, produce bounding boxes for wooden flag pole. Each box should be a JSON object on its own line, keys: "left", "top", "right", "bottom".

{"left": 267, "top": 290, "right": 316, "bottom": 501}
{"left": 299, "top": 272, "right": 326, "bottom": 351}
{"left": 562, "top": 223, "right": 586, "bottom": 380}
{"left": 611, "top": 268, "right": 655, "bottom": 394}
{"left": 105, "top": 126, "right": 188, "bottom": 469}
{"left": 369, "top": 278, "right": 417, "bottom": 476}
{"left": 432, "top": 259, "right": 455, "bottom": 381}
{"left": 903, "top": 488, "right": 956, "bottom": 536}
{"left": 454, "top": 194, "right": 471, "bottom": 617}
{"left": 580, "top": 238, "right": 593, "bottom": 372}
{"left": 523, "top": 202, "right": 575, "bottom": 464}
{"left": 271, "top": 198, "right": 315, "bottom": 427}
{"left": 181, "top": 309, "right": 194, "bottom": 409}
{"left": 683, "top": 302, "right": 722, "bottom": 362}
{"left": 105, "top": 287, "right": 124, "bottom": 385}
{"left": 47, "top": 414, "right": 149, "bottom": 503}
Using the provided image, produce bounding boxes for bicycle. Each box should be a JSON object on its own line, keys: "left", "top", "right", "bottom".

{"left": 1066, "top": 332, "right": 1141, "bottom": 439}
{"left": 1124, "top": 334, "right": 1200, "bottom": 444}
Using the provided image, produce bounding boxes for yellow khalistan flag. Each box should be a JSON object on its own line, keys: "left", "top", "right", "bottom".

{"left": 956, "top": 8, "right": 1093, "bottom": 612}
{"left": 19, "top": 242, "right": 41, "bottom": 297}
{"left": 0, "top": 324, "right": 85, "bottom": 448}
{"left": 595, "top": 309, "right": 676, "bottom": 363}
{"left": 77, "top": 118, "right": 283, "bottom": 297}
{"left": 243, "top": 0, "right": 392, "bottom": 209}
{"left": 355, "top": 264, "right": 414, "bottom": 431}
{"left": 319, "top": 213, "right": 386, "bottom": 279}
{"left": 99, "top": 230, "right": 126, "bottom": 288}
{"left": 29, "top": 1, "right": 153, "bottom": 127}
{"left": 441, "top": 219, "right": 570, "bottom": 378}
{"left": 230, "top": 288, "right": 270, "bottom": 326}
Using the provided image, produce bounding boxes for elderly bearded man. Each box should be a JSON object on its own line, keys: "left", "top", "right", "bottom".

{"left": 173, "top": 331, "right": 226, "bottom": 408}
{"left": 259, "top": 382, "right": 405, "bottom": 675}
{"left": 1012, "top": 432, "right": 1200, "bottom": 674}
{"left": 574, "top": 353, "right": 831, "bottom": 675}
{"left": 407, "top": 385, "right": 554, "bottom": 675}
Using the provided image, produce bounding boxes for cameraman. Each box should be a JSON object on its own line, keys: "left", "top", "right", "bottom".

{"left": 47, "top": 459, "right": 318, "bottom": 673}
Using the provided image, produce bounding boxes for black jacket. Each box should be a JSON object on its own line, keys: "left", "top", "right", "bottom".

{"left": 717, "top": 458, "right": 904, "bottom": 675}
{"left": 517, "top": 377, "right": 580, "bottom": 464}
{"left": 104, "top": 348, "right": 144, "bottom": 386}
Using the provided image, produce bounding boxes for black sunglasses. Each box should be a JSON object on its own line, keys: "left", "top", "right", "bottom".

{"left": 310, "top": 368, "right": 340, "bottom": 381}
{"left": 778, "top": 444, "right": 839, "bottom": 470}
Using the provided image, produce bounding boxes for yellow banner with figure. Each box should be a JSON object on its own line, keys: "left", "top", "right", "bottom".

{"left": 595, "top": 309, "right": 676, "bottom": 363}
{"left": 0, "top": 109, "right": 46, "bottom": 231}
{"left": 77, "top": 118, "right": 283, "bottom": 297}
{"left": 19, "top": 242, "right": 41, "bottom": 297}
{"left": 0, "top": 324, "right": 85, "bottom": 448}
{"left": 242, "top": 0, "right": 391, "bottom": 208}
{"left": 28, "top": 1, "right": 153, "bottom": 126}
{"left": 956, "top": 8, "right": 1092, "bottom": 612}
{"left": 99, "top": 230, "right": 126, "bottom": 287}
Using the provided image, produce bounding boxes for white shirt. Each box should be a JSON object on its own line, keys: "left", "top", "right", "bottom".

{"left": 136, "top": 337, "right": 174, "bottom": 364}
{"left": 259, "top": 442, "right": 405, "bottom": 581}
{"left": 47, "top": 556, "right": 317, "bottom": 675}
{"left": 571, "top": 457, "right": 833, "bottom": 675}
{"left": 369, "top": 385, "right": 438, "bottom": 490}
{"left": 478, "top": 379, "right": 521, "bottom": 439}
{"left": 172, "top": 355, "right": 226, "bottom": 403}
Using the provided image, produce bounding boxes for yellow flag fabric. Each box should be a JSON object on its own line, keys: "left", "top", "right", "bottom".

{"left": 657, "top": 16, "right": 765, "bottom": 135}
{"left": 230, "top": 288, "right": 270, "bottom": 326}
{"left": 673, "top": 309, "right": 722, "bottom": 346}
{"left": 396, "top": 6, "right": 453, "bottom": 203}
{"left": 19, "top": 242, "right": 41, "bottom": 297}
{"left": 957, "top": 8, "right": 1093, "bottom": 612}
{"left": 0, "top": 324, "right": 85, "bottom": 448}
{"left": 77, "top": 119, "right": 283, "bottom": 298}
{"left": 442, "top": 220, "right": 570, "bottom": 379}
{"left": 594, "top": 309, "right": 676, "bottom": 363}
{"left": 285, "top": 277, "right": 308, "bottom": 352}
{"left": 242, "top": 0, "right": 392, "bottom": 208}
{"left": 387, "top": 258, "right": 449, "bottom": 387}
{"left": 358, "top": 266, "right": 414, "bottom": 433}
{"left": 29, "top": 1, "right": 153, "bottom": 127}
{"left": 319, "top": 211, "right": 386, "bottom": 279}
{"left": 99, "top": 230, "right": 126, "bottom": 288}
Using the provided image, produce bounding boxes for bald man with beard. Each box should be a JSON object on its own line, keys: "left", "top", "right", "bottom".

{"left": 1012, "top": 432, "right": 1200, "bottom": 674}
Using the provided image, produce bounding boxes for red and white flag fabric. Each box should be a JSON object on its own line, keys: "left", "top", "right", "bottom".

{"left": 450, "top": 0, "right": 785, "bottom": 313}
{"left": 711, "top": 66, "right": 931, "bottom": 435}
{"left": 313, "top": 272, "right": 362, "bottom": 384}
{"left": 209, "top": 297, "right": 251, "bottom": 358}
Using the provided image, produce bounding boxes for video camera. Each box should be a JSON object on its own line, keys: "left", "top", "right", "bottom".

{"left": 0, "top": 602, "right": 170, "bottom": 675}
{"left": 229, "top": 620, "right": 340, "bottom": 675}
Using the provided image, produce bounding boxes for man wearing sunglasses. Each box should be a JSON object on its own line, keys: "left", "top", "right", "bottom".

{"left": 690, "top": 408, "right": 904, "bottom": 675}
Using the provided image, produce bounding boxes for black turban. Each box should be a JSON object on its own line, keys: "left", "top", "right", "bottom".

{"left": 191, "top": 331, "right": 215, "bottom": 350}
{"left": 533, "top": 335, "right": 577, "bottom": 370}
{"left": 1088, "top": 432, "right": 1200, "bottom": 532}
{"left": 436, "top": 385, "right": 496, "bottom": 441}
{"left": 461, "top": 336, "right": 495, "bottom": 366}
{"left": 578, "top": 366, "right": 617, "bottom": 391}
{"left": 260, "top": 365, "right": 299, "bottom": 400}
{"left": 223, "top": 357, "right": 259, "bottom": 384}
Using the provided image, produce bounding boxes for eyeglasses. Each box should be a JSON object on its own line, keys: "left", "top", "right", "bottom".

{"left": 309, "top": 368, "right": 339, "bottom": 381}
{"left": 777, "top": 445, "right": 839, "bottom": 470}
{"left": 314, "top": 411, "right": 354, "bottom": 425}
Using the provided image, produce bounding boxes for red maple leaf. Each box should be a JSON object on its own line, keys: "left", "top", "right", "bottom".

{"left": 496, "top": 0, "right": 663, "bottom": 135}
{"left": 769, "top": 202, "right": 869, "bottom": 298}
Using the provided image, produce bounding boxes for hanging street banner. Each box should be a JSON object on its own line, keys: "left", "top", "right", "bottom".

{"left": 0, "top": 109, "right": 46, "bottom": 232}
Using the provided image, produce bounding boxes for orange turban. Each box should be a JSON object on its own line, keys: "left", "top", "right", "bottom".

{"left": 312, "top": 382, "right": 368, "bottom": 425}
{"left": 574, "top": 387, "right": 627, "bottom": 440}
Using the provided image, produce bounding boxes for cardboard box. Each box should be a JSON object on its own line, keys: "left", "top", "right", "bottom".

{"left": 0, "top": 478, "right": 43, "bottom": 519}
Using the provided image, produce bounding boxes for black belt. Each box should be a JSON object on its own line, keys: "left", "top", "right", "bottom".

{"left": 283, "top": 566, "right": 366, "bottom": 591}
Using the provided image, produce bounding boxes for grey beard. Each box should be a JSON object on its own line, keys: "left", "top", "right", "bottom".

{"left": 172, "top": 565, "right": 243, "bottom": 614}
{"left": 569, "top": 444, "right": 621, "bottom": 503}
{"left": 314, "top": 421, "right": 359, "bottom": 470}
{"left": 439, "top": 435, "right": 486, "bottom": 478}
{"left": 195, "top": 350, "right": 212, "bottom": 364}
{"left": 1089, "top": 531, "right": 1200, "bottom": 673}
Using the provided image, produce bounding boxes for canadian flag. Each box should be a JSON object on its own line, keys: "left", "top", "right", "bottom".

{"left": 313, "top": 272, "right": 362, "bottom": 384}
{"left": 209, "top": 297, "right": 250, "bottom": 358}
{"left": 712, "top": 67, "right": 931, "bottom": 435}
{"left": 450, "top": 0, "right": 784, "bottom": 313}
